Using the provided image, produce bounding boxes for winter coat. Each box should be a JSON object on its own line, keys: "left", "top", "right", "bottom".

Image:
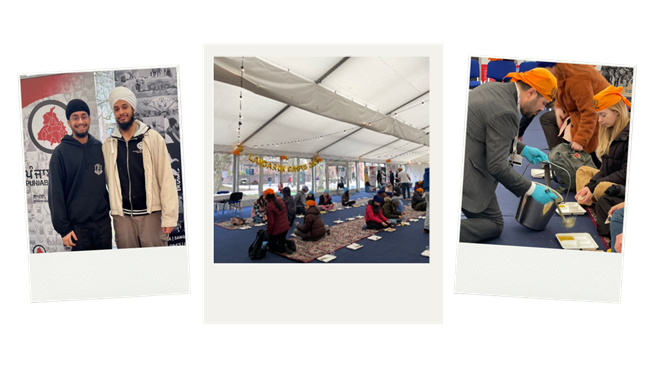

{"left": 588, "top": 123, "right": 629, "bottom": 193}
{"left": 103, "top": 120, "right": 178, "bottom": 227}
{"left": 554, "top": 64, "right": 610, "bottom": 154}
{"left": 318, "top": 194, "right": 332, "bottom": 206}
{"left": 265, "top": 197, "right": 289, "bottom": 236}
{"left": 294, "top": 190, "right": 307, "bottom": 207}
{"left": 411, "top": 192, "right": 425, "bottom": 209}
{"left": 365, "top": 201, "right": 388, "bottom": 224}
{"left": 295, "top": 206, "right": 326, "bottom": 241}
{"left": 381, "top": 198, "right": 401, "bottom": 219}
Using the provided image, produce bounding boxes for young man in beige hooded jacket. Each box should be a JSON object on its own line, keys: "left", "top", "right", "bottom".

{"left": 102, "top": 87, "right": 178, "bottom": 248}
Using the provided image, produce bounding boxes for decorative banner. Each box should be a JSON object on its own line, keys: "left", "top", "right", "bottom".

{"left": 248, "top": 154, "right": 319, "bottom": 172}
{"left": 21, "top": 72, "right": 98, "bottom": 253}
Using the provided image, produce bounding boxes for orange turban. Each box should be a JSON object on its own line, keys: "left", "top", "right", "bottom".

{"left": 263, "top": 188, "right": 275, "bottom": 196}
{"left": 416, "top": 188, "right": 424, "bottom": 193}
{"left": 593, "top": 85, "right": 631, "bottom": 111}
{"left": 306, "top": 200, "right": 316, "bottom": 206}
{"left": 506, "top": 67, "right": 558, "bottom": 102}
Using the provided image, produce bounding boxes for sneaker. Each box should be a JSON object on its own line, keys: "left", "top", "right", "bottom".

{"left": 423, "top": 229, "right": 429, "bottom": 233}
{"left": 361, "top": 225, "right": 367, "bottom": 230}
{"left": 285, "top": 240, "right": 296, "bottom": 253}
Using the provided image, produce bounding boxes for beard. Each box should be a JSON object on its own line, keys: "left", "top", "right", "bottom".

{"left": 72, "top": 130, "right": 89, "bottom": 139}
{"left": 116, "top": 114, "right": 135, "bottom": 131}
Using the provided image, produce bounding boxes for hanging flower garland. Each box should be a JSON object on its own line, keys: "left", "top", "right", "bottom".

{"left": 248, "top": 154, "right": 320, "bottom": 172}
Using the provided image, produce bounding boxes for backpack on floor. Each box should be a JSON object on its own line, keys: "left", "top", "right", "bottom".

{"left": 548, "top": 142, "right": 596, "bottom": 192}
{"left": 248, "top": 229, "right": 269, "bottom": 260}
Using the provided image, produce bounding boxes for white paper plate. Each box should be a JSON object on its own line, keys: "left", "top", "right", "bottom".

{"left": 555, "top": 233, "right": 599, "bottom": 250}
{"left": 317, "top": 254, "right": 336, "bottom": 262}
{"left": 347, "top": 243, "right": 363, "bottom": 250}
{"left": 421, "top": 250, "right": 430, "bottom": 257}
{"left": 368, "top": 235, "right": 381, "bottom": 241}
{"left": 531, "top": 168, "right": 554, "bottom": 179}
{"left": 346, "top": 218, "right": 356, "bottom": 221}
{"left": 556, "top": 202, "right": 587, "bottom": 216}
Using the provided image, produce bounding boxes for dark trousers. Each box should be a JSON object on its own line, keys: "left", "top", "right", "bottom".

{"left": 401, "top": 183, "right": 411, "bottom": 199}
{"left": 595, "top": 195, "right": 625, "bottom": 237}
{"left": 296, "top": 206, "right": 306, "bottom": 215}
{"left": 342, "top": 200, "right": 356, "bottom": 206}
{"left": 366, "top": 221, "right": 386, "bottom": 230}
{"left": 539, "top": 110, "right": 566, "bottom": 152}
{"left": 268, "top": 231, "right": 288, "bottom": 253}
{"left": 460, "top": 195, "right": 504, "bottom": 243}
{"left": 70, "top": 215, "right": 112, "bottom": 251}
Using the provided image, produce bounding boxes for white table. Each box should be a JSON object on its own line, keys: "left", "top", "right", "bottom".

{"left": 214, "top": 193, "right": 231, "bottom": 212}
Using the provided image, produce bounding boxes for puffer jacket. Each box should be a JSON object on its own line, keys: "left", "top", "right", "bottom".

{"left": 295, "top": 206, "right": 326, "bottom": 241}
{"left": 102, "top": 120, "right": 178, "bottom": 227}
{"left": 411, "top": 192, "right": 425, "bottom": 209}
{"left": 588, "top": 123, "right": 629, "bottom": 193}
{"left": 265, "top": 197, "right": 289, "bottom": 236}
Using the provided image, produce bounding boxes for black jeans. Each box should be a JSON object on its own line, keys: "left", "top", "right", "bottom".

{"left": 70, "top": 215, "right": 112, "bottom": 251}
{"left": 267, "top": 231, "right": 289, "bottom": 253}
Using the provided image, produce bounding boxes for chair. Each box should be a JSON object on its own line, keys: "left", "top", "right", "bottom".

{"left": 518, "top": 61, "right": 537, "bottom": 73}
{"left": 223, "top": 192, "right": 243, "bottom": 214}
{"left": 487, "top": 60, "right": 516, "bottom": 83}
{"left": 470, "top": 59, "right": 481, "bottom": 89}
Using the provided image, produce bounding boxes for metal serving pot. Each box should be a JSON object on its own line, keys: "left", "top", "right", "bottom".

{"left": 514, "top": 182, "right": 563, "bottom": 231}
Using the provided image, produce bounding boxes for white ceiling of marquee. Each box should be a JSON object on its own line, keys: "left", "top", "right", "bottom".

{"left": 213, "top": 56, "right": 430, "bottom": 164}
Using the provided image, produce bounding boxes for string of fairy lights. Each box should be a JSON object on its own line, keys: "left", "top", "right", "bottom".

{"left": 252, "top": 127, "right": 360, "bottom": 149}
{"left": 237, "top": 57, "right": 244, "bottom": 146}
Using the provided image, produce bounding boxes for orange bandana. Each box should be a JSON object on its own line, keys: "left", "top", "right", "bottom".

{"left": 263, "top": 188, "right": 275, "bottom": 196}
{"left": 506, "top": 67, "right": 558, "bottom": 102}
{"left": 593, "top": 85, "right": 631, "bottom": 111}
{"left": 306, "top": 200, "right": 316, "bottom": 206}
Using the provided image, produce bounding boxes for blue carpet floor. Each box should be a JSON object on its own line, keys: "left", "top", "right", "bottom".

{"left": 462, "top": 111, "right": 607, "bottom": 251}
{"left": 214, "top": 191, "right": 430, "bottom": 263}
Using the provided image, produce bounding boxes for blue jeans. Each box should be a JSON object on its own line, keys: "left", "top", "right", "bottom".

{"left": 401, "top": 183, "right": 410, "bottom": 199}
{"left": 610, "top": 208, "right": 624, "bottom": 253}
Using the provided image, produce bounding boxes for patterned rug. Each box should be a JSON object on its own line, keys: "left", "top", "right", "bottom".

{"left": 271, "top": 204, "right": 426, "bottom": 263}
{"left": 214, "top": 197, "right": 427, "bottom": 262}
{"left": 586, "top": 207, "right": 610, "bottom": 250}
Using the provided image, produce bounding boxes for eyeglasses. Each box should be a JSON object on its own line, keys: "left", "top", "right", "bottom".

{"left": 70, "top": 114, "right": 90, "bottom": 123}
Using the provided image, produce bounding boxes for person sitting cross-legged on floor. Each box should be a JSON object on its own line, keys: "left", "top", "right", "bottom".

{"left": 294, "top": 200, "right": 328, "bottom": 241}
{"left": 251, "top": 194, "right": 267, "bottom": 223}
{"left": 318, "top": 190, "right": 335, "bottom": 211}
{"left": 341, "top": 188, "right": 356, "bottom": 207}
{"left": 364, "top": 195, "right": 393, "bottom": 230}
{"left": 411, "top": 188, "right": 427, "bottom": 211}
{"left": 382, "top": 197, "right": 405, "bottom": 225}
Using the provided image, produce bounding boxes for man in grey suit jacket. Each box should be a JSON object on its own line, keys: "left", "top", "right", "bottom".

{"left": 461, "top": 68, "right": 559, "bottom": 243}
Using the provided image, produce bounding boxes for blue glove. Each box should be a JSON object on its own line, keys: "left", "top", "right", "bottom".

{"left": 521, "top": 145, "right": 549, "bottom": 164}
{"left": 530, "top": 186, "right": 558, "bottom": 205}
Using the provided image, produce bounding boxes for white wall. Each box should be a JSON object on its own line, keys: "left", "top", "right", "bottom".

{"left": 406, "top": 163, "right": 429, "bottom": 183}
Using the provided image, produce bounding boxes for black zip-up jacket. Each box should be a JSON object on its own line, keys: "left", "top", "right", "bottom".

{"left": 115, "top": 130, "right": 148, "bottom": 215}
{"left": 48, "top": 134, "right": 110, "bottom": 237}
{"left": 588, "top": 123, "right": 629, "bottom": 193}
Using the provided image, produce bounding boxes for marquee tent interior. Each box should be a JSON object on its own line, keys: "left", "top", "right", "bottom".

{"left": 213, "top": 56, "right": 432, "bottom": 263}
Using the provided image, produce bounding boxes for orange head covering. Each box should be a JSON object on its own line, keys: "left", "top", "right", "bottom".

{"left": 416, "top": 188, "right": 424, "bottom": 193}
{"left": 305, "top": 200, "right": 316, "bottom": 206}
{"left": 506, "top": 67, "right": 558, "bottom": 102}
{"left": 593, "top": 85, "right": 631, "bottom": 111}
{"left": 263, "top": 188, "right": 276, "bottom": 196}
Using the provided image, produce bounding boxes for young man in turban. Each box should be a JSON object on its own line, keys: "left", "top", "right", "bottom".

{"left": 48, "top": 99, "right": 111, "bottom": 250}
{"left": 461, "top": 68, "right": 558, "bottom": 243}
{"left": 102, "top": 87, "right": 179, "bottom": 248}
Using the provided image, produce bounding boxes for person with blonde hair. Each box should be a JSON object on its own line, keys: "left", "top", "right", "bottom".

{"left": 575, "top": 85, "right": 630, "bottom": 206}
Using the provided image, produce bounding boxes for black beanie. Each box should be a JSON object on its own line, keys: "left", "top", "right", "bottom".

{"left": 65, "top": 99, "right": 90, "bottom": 120}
